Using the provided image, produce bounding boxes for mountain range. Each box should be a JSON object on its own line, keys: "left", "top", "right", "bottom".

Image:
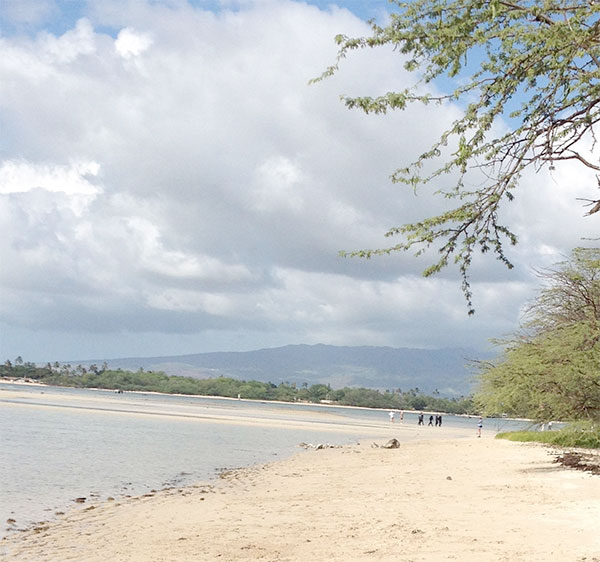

{"left": 77, "top": 344, "right": 491, "bottom": 397}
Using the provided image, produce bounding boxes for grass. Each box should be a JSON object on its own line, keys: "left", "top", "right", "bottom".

{"left": 496, "top": 422, "right": 600, "bottom": 449}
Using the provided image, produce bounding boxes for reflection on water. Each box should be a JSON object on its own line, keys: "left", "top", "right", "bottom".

{"left": 0, "top": 384, "right": 531, "bottom": 535}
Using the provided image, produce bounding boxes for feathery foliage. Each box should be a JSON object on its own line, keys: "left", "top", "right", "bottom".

{"left": 315, "top": 0, "right": 600, "bottom": 311}
{"left": 475, "top": 247, "right": 600, "bottom": 421}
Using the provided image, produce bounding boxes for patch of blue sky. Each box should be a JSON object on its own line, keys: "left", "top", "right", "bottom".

{"left": 0, "top": 0, "right": 394, "bottom": 38}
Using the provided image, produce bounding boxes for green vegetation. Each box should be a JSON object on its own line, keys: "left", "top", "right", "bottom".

{"left": 0, "top": 358, "right": 474, "bottom": 414}
{"left": 475, "top": 248, "right": 600, "bottom": 424}
{"left": 316, "top": 0, "right": 600, "bottom": 310}
{"left": 497, "top": 422, "right": 600, "bottom": 449}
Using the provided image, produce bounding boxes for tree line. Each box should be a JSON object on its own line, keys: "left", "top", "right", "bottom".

{"left": 0, "top": 358, "right": 474, "bottom": 414}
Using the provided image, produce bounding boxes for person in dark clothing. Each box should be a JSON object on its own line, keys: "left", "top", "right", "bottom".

{"left": 418, "top": 413, "right": 424, "bottom": 425}
{"left": 428, "top": 415, "right": 434, "bottom": 426}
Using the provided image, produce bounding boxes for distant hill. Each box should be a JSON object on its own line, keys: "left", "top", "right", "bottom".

{"left": 74, "top": 344, "right": 491, "bottom": 397}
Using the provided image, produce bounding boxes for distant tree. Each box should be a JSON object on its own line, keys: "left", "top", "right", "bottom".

{"left": 316, "top": 0, "right": 600, "bottom": 311}
{"left": 476, "top": 248, "right": 600, "bottom": 421}
{"left": 307, "top": 383, "right": 331, "bottom": 402}
{"left": 411, "top": 396, "right": 428, "bottom": 411}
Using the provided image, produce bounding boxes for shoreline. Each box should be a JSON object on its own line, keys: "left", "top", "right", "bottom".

{"left": 2, "top": 386, "right": 478, "bottom": 542}
{"left": 0, "top": 378, "right": 510, "bottom": 420}
{"left": 2, "top": 436, "right": 599, "bottom": 561}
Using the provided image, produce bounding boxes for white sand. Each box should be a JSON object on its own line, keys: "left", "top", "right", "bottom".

{"left": 2, "top": 434, "right": 599, "bottom": 562}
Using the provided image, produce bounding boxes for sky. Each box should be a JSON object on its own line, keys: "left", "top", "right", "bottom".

{"left": 0, "top": 0, "right": 597, "bottom": 363}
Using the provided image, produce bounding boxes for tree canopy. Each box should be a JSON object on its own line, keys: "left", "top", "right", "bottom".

{"left": 316, "top": 0, "right": 600, "bottom": 311}
{"left": 524, "top": 246, "right": 600, "bottom": 331}
{"left": 475, "top": 247, "right": 600, "bottom": 421}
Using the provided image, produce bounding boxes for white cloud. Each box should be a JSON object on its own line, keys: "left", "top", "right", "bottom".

{"left": 146, "top": 289, "right": 236, "bottom": 314}
{"left": 0, "top": 159, "right": 101, "bottom": 196}
{"left": 250, "top": 156, "right": 305, "bottom": 213}
{"left": 39, "top": 18, "right": 97, "bottom": 64}
{"left": 115, "top": 27, "right": 153, "bottom": 59}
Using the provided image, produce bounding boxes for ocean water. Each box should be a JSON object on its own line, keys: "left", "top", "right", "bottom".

{"left": 0, "top": 384, "right": 530, "bottom": 536}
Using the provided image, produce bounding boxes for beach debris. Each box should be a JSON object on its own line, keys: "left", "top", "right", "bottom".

{"left": 371, "top": 439, "right": 400, "bottom": 449}
{"left": 217, "top": 466, "right": 249, "bottom": 480}
{"left": 446, "top": 476, "right": 453, "bottom": 480}
{"left": 74, "top": 497, "right": 86, "bottom": 503}
{"left": 298, "top": 442, "right": 340, "bottom": 450}
{"left": 6, "top": 518, "right": 16, "bottom": 525}
{"left": 553, "top": 451, "right": 600, "bottom": 475}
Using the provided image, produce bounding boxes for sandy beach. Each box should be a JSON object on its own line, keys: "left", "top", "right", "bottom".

{"left": 2, "top": 431, "right": 599, "bottom": 562}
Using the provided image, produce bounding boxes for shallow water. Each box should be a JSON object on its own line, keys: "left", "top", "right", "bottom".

{"left": 0, "top": 384, "right": 529, "bottom": 536}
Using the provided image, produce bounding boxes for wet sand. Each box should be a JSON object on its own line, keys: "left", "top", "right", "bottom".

{"left": 2, "top": 431, "right": 599, "bottom": 562}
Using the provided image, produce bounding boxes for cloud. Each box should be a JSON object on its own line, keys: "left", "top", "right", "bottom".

{"left": 0, "top": 159, "right": 101, "bottom": 196}
{"left": 1, "top": 0, "right": 57, "bottom": 28}
{"left": 115, "top": 27, "right": 153, "bottom": 59}
{"left": 0, "top": 0, "right": 594, "bottom": 362}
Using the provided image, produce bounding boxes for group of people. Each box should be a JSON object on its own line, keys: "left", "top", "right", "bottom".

{"left": 388, "top": 411, "right": 484, "bottom": 437}
{"left": 416, "top": 413, "right": 443, "bottom": 427}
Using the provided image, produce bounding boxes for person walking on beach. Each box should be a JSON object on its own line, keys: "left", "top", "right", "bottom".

{"left": 438, "top": 415, "right": 442, "bottom": 427}
{"left": 418, "top": 413, "right": 424, "bottom": 425}
{"left": 389, "top": 411, "right": 395, "bottom": 423}
{"left": 428, "top": 415, "right": 434, "bottom": 426}
{"left": 477, "top": 417, "right": 483, "bottom": 438}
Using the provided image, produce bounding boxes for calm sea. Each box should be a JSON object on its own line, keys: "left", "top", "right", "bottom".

{"left": 0, "top": 383, "right": 529, "bottom": 536}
